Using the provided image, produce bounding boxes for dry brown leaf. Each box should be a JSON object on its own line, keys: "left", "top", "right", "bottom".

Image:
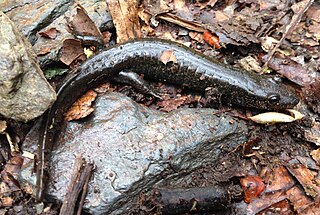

{"left": 310, "top": 148, "right": 320, "bottom": 165}
{"left": 64, "top": 90, "right": 97, "bottom": 121}
{"left": 38, "top": 28, "right": 59, "bottom": 39}
{"left": 69, "top": 5, "right": 103, "bottom": 40}
{"left": 214, "top": 11, "right": 230, "bottom": 22}
{"left": 266, "top": 54, "right": 313, "bottom": 86}
{"left": 264, "top": 166, "right": 295, "bottom": 193}
{"left": 189, "top": 32, "right": 204, "bottom": 43}
{"left": 138, "top": 6, "right": 152, "bottom": 25}
{"left": 60, "top": 39, "right": 86, "bottom": 66}
{"left": 286, "top": 186, "right": 315, "bottom": 213}
{"left": 243, "top": 190, "right": 287, "bottom": 214}
{"left": 286, "top": 164, "right": 320, "bottom": 199}
{"left": 141, "top": 0, "right": 171, "bottom": 16}
{"left": 157, "top": 95, "right": 195, "bottom": 112}
{"left": 94, "top": 83, "right": 116, "bottom": 94}
{"left": 37, "top": 46, "right": 52, "bottom": 56}
{"left": 195, "top": 0, "right": 218, "bottom": 9}
{"left": 0, "top": 195, "right": 13, "bottom": 207}
{"left": 160, "top": 49, "right": 177, "bottom": 65}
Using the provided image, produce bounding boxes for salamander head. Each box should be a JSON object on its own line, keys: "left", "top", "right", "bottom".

{"left": 244, "top": 77, "right": 300, "bottom": 110}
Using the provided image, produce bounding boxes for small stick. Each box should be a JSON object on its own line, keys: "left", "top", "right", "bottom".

{"left": 59, "top": 155, "right": 94, "bottom": 215}
{"left": 263, "top": 0, "right": 314, "bottom": 69}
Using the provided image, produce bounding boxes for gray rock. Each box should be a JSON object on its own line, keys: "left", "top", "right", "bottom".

{"left": 1, "top": 0, "right": 73, "bottom": 44}
{"left": 23, "top": 92, "right": 246, "bottom": 214}
{"left": 1, "top": 0, "right": 114, "bottom": 67}
{"left": 0, "top": 11, "right": 56, "bottom": 122}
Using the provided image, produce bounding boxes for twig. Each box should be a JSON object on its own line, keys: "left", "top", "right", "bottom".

{"left": 59, "top": 155, "right": 94, "bottom": 215}
{"left": 263, "top": 0, "right": 314, "bottom": 69}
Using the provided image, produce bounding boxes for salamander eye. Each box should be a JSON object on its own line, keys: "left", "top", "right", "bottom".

{"left": 268, "top": 94, "right": 280, "bottom": 104}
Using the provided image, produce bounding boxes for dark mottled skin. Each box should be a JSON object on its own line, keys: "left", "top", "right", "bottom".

{"left": 36, "top": 39, "right": 299, "bottom": 201}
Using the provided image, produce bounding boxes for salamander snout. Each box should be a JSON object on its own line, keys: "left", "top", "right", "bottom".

{"left": 268, "top": 90, "right": 299, "bottom": 109}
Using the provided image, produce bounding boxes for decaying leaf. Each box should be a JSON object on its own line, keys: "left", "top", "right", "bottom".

{"left": 64, "top": 90, "right": 97, "bottom": 121}
{"left": 286, "top": 186, "right": 315, "bottom": 213}
{"left": 239, "top": 56, "right": 261, "bottom": 73}
{"left": 38, "top": 28, "right": 59, "bottom": 39}
{"left": 160, "top": 49, "right": 177, "bottom": 65}
{"left": 303, "top": 79, "right": 320, "bottom": 114}
{"left": 264, "top": 166, "right": 295, "bottom": 193}
{"left": 60, "top": 39, "right": 86, "bottom": 67}
{"left": 157, "top": 95, "right": 196, "bottom": 112}
{"left": 310, "top": 148, "right": 320, "bottom": 165}
{"left": 69, "top": 5, "right": 103, "bottom": 41}
{"left": 266, "top": 54, "right": 313, "bottom": 86}
{"left": 286, "top": 163, "right": 320, "bottom": 199}
{"left": 249, "top": 109, "right": 304, "bottom": 125}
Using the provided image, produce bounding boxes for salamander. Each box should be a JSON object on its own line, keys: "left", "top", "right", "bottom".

{"left": 36, "top": 39, "right": 299, "bottom": 201}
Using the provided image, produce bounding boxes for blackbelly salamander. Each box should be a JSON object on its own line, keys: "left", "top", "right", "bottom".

{"left": 36, "top": 39, "right": 299, "bottom": 201}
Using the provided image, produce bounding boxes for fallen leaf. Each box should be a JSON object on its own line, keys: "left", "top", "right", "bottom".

{"left": 189, "top": 32, "right": 203, "bottom": 43}
{"left": 69, "top": 5, "right": 103, "bottom": 40}
{"left": 238, "top": 56, "right": 261, "bottom": 73}
{"left": 240, "top": 175, "right": 266, "bottom": 203}
{"left": 214, "top": 10, "right": 230, "bottom": 22}
{"left": 94, "top": 83, "right": 116, "bottom": 94}
{"left": 37, "top": 46, "right": 52, "bottom": 56}
{"left": 160, "top": 49, "right": 177, "bottom": 65}
{"left": 138, "top": 6, "right": 152, "bottom": 25}
{"left": 265, "top": 54, "right": 313, "bottom": 86}
{"left": 248, "top": 110, "right": 304, "bottom": 125}
{"left": 286, "top": 186, "right": 315, "bottom": 213}
{"left": 240, "top": 190, "right": 287, "bottom": 214}
{"left": 286, "top": 164, "right": 320, "bottom": 199}
{"left": 264, "top": 166, "right": 295, "bottom": 193}
{"left": 0, "top": 195, "right": 13, "bottom": 207}
{"left": 141, "top": 0, "right": 171, "bottom": 16}
{"left": 302, "top": 79, "right": 320, "bottom": 114}
{"left": 38, "top": 28, "right": 59, "bottom": 39}
{"left": 157, "top": 95, "right": 196, "bottom": 112}
{"left": 60, "top": 39, "right": 86, "bottom": 67}
{"left": 64, "top": 90, "right": 97, "bottom": 121}
{"left": 310, "top": 148, "right": 320, "bottom": 165}
{"left": 195, "top": 0, "right": 218, "bottom": 9}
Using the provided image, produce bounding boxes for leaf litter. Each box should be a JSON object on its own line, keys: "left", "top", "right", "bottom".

{"left": 2, "top": 0, "right": 320, "bottom": 214}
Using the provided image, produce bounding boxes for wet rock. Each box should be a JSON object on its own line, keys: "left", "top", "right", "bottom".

{"left": 22, "top": 92, "right": 248, "bottom": 214}
{"left": 1, "top": 0, "right": 114, "bottom": 67}
{"left": 0, "top": 11, "right": 56, "bottom": 122}
{"left": 0, "top": 0, "right": 73, "bottom": 44}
